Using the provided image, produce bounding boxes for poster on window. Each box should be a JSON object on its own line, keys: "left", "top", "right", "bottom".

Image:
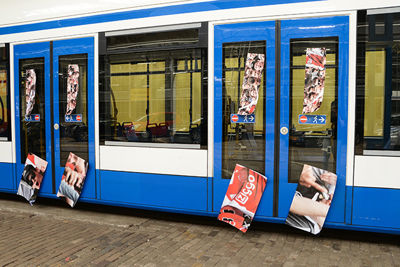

{"left": 65, "top": 64, "right": 81, "bottom": 122}
{"left": 57, "top": 152, "right": 88, "bottom": 207}
{"left": 218, "top": 164, "right": 267, "bottom": 233}
{"left": 236, "top": 53, "right": 265, "bottom": 116}
{"left": 286, "top": 164, "right": 337, "bottom": 235}
{"left": 25, "top": 69, "right": 39, "bottom": 121}
{"left": 302, "top": 48, "right": 326, "bottom": 114}
{"left": 17, "top": 153, "right": 48, "bottom": 205}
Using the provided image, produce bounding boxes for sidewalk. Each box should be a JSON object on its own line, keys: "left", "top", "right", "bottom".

{"left": 0, "top": 193, "right": 398, "bottom": 266}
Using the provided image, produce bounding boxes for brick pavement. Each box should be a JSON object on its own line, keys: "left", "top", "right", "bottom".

{"left": 0, "top": 195, "right": 399, "bottom": 267}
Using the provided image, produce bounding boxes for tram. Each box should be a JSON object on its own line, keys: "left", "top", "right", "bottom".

{"left": 0, "top": 0, "right": 399, "bottom": 234}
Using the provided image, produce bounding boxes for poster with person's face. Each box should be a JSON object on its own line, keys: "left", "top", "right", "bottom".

{"left": 17, "top": 153, "right": 48, "bottom": 205}
{"left": 25, "top": 69, "right": 36, "bottom": 117}
{"left": 65, "top": 64, "right": 79, "bottom": 116}
{"left": 302, "top": 48, "right": 326, "bottom": 114}
{"left": 57, "top": 152, "right": 88, "bottom": 207}
{"left": 218, "top": 164, "right": 267, "bottom": 233}
{"left": 237, "top": 53, "right": 265, "bottom": 115}
{"left": 286, "top": 164, "right": 337, "bottom": 235}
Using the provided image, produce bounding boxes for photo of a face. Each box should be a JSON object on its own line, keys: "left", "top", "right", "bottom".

{"left": 65, "top": 64, "right": 79, "bottom": 116}
{"left": 286, "top": 164, "right": 337, "bottom": 235}
{"left": 302, "top": 48, "right": 326, "bottom": 114}
{"left": 25, "top": 69, "right": 36, "bottom": 118}
{"left": 17, "top": 153, "right": 48, "bottom": 205}
{"left": 57, "top": 152, "right": 88, "bottom": 207}
{"left": 237, "top": 53, "right": 265, "bottom": 115}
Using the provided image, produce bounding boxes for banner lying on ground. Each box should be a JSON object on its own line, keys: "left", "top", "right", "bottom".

{"left": 302, "top": 48, "right": 326, "bottom": 114}
{"left": 17, "top": 153, "right": 48, "bottom": 205}
{"left": 218, "top": 164, "right": 267, "bottom": 233}
{"left": 57, "top": 152, "right": 88, "bottom": 207}
{"left": 286, "top": 164, "right": 337, "bottom": 235}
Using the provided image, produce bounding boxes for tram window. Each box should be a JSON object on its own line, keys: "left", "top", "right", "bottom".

{"left": 288, "top": 38, "right": 338, "bottom": 183}
{"left": 221, "top": 41, "right": 266, "bottom": 179}
{"left": 355, "top": 11, "right": 400, "bottom": 155}
{"left": 99, "top": 29, "right": 207, "bottom": 148}
{"left": 0, "top": 46, "right": 10, "bottom": 141}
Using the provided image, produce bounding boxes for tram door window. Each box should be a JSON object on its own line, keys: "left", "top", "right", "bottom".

{"left": 288, "top": 38, "right": 338, "bottom": 183}
{"left": 0, "top": 46, "right": 10, "bottom": 141}
{"left": 221, "top": 41, "right": 266, "bottom": 179}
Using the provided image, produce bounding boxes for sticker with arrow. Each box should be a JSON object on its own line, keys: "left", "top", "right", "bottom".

{"left": 231, "top": 114, "right": 256, "bottom": 124}
{"left": 298, "top": 114, "right": 326, "bottom": 125}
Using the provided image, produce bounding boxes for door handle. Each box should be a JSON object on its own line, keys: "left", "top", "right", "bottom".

{"left": 54, "top": 123, "right": 59, "bottom": 130}
{"left": 280, "top": 126, "right": 288, "bottom": 135}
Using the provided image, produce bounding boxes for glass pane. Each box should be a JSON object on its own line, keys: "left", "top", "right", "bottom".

{"left": 59, "top": 54, "right": 88, "bottom": 165}
{"left": 355, "top": 12, "right": 400, "bottom": 154}
{"left": 221, "top": 41, "right": 266, "bottom": 179}
{"left": 19, "top": 58, "right": 46, "bottom": 163}
{"left": 99, "top": 49, "right": 207, "bottom": 146}
{"left": 288, "top": 38, "right": 338, "bottom": 183}
{"left": 0, "top": 47, "right": 9, "bottom": 141}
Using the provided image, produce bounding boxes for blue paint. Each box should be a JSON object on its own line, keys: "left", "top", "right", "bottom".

{"left": 298, "top": 114, "right": 326, "bottom": 125}
{"left": 53, "top": 37, "right": 96, "bottom": 199}
{"left": 352, "top": 187, "right": 400, "bottom": 229}
{"left": 99, "top": 170, "right": 208, "bottom": 211}
{"left": 0, "top": 0, "right": 320, "bottom": 36}
{"left": 0, "top": 162, "right": 14, "bottom": 189}
{"left": 345, "top": 185, "right": 353, "bottom": 224}
{"left": 213, "top": 21, "right": 276, "bottom": 217}
{"left": 278, "top": 16, "right": 349, "bottom": 223}
{"left": 230, "top": 114, "right": 256, "bottom": 123}
{"left": 14, "top": 42, "right": 53, "bottom": 194}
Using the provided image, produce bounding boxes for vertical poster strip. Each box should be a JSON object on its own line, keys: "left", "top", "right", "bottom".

{"left": 218, "top": 164, "right": 267, "bottom": 233}
{"left": 57, "top": 152, "right": 88, "bottom": 207}
{"left": 286, "top": 164, "right": 337, "bottom": 235}
{"left": 65, "top": 64, "right": 79, "bottom": 116}
{"left": 237, "top": 53, "right": 265, "bottom": 115}
{"left": 302, "top": 48, "right": 326, "bottom": 114}
{"left": 17, "top": 153, "right": 48, "bottom": 205}
{"left": 25, "top": 69, "right": 36, "bottom": 118}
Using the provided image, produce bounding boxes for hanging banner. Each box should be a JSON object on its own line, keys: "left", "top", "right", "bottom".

{"left": 57, "top": 152, "right": 88, "bottom": 207}
{"left": 65, "top": 64, "right": 80, "bottom": 119}
{"left": 218, "top": 164, "right": 267, "bottom": 233}
{"left": 236, "top": 53, "right": 265, "bottom": 116}
{"left": 17, "top": 153, "right": 48, "bottom": 205}
{"left": 302, "top": 48, "right": 326, "bottom": 114}
{"left": 286, "top": 164, "right": 337, "bottom": 235}
{"left": 25, "top": 69, "right": 40, "bottom": 121}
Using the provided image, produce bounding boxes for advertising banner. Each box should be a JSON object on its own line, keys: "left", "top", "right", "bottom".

{"left": 17, "top": 153, "right": 48, "bottom": 205}
{"left": 302, "top": 48, "right": 326, "bottom": 114}
{"left": 65, "top": 64, "right": 79, "bottom": 117}
{"left": 57, "top": 152, "right": 88, "bottom": 207}
{"left": 218, "top": 164, "right": 267, "bottom": 233}
{"left": 236, "top": 53, "right": 265, "bottom": 116}
{"left": 286, "top": 164, "right": 337, "bottom": 235}
{"left": 25, "top": 69, "right": 37, "bottom": 119}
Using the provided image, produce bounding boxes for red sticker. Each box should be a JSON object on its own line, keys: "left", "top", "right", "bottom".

{"left": 76, "top": 115, "right": 81, "bottom": 121}
{"left": 299, "top": 115, "right": 307, "bottom": 123}
{"left": 231, "top": 115, "right": 239, "bottom": 122}
{"left": 35, "top": 115, "right": 39, "bottom": 121}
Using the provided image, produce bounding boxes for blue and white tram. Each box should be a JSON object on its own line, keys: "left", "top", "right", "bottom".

{"left": 0, "top": 0, "right": 399, "bottom": 234}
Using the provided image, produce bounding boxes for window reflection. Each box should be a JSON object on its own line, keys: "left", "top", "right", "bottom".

{"left": 0, "top": 46, "right": 10, "bottom": 141}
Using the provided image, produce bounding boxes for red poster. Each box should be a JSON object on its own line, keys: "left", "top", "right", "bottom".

{"left": 57, "top": 152, "right": 88, "bottom": 207}
{"left": 25, "top": 69, "right": 36, "bottom": 117}
{"left": 17, "top": 153, "right": 48, "bottom": 205}
{"left": 302, "top": 48, "right": 326, "bottom": 114}
{"left": 218, "top": 164, "right": 267, "bottom": 233}
{"left": 237, "top": 53, "right": 265, "bottom": 115}
{"left": 286, "top": 164, "right": 337, "bottom": 235}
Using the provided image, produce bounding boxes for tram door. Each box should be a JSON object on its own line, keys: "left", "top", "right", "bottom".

{"left": 14, "top": 38, "right": 96, "bottom": 198}
{"left": 213, "top": 17, "right": 349, "bottom": 222}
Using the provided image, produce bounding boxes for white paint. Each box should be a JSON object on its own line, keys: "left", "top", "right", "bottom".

{"left": 9, "top": 44, "right": 16, "bottom": 164}
{"left": 0, "top": 142, "right": 13, "bottom": 163}
{"left": 99, "top": 146, "right": 208, "bottom": 177}
{"left": 94, "top": 33, "right": 100, "bottom": 170}
{"left": 346, "top": 11, "right": 357, "bottom": 186}
{"left": 354, "top": 156, "right": 400, "bottom": 189}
